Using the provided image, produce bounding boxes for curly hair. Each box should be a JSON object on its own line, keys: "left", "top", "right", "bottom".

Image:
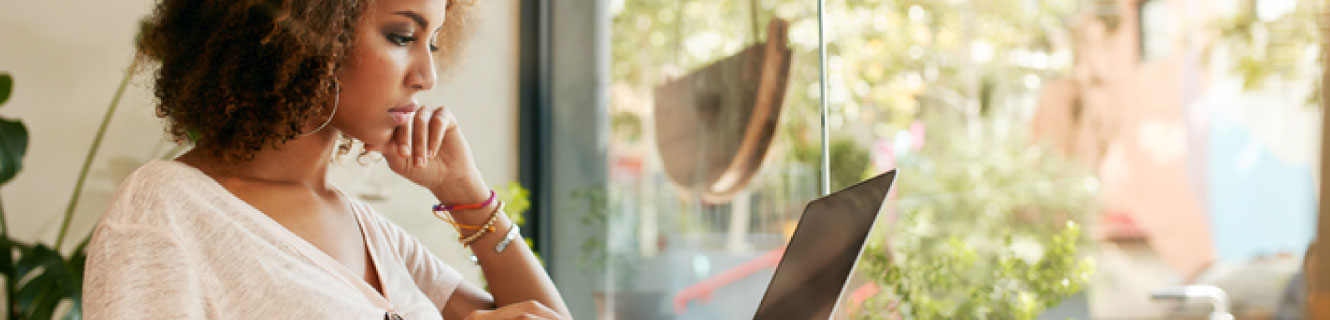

{"left": 139, "top": 0, "right": 475, "bottom": 162}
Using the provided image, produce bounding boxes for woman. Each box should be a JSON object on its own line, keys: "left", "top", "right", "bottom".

{"left": 82, "top": 0, "right": 569, "bottom": 318}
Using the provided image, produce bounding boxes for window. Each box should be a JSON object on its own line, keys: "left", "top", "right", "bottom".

{"left": 530, "top": 1, "right": 1322, "bottom": 318}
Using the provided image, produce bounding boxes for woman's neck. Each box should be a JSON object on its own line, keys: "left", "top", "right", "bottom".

{"left": 179, "top": 129, "right": 342, "bottom": 190}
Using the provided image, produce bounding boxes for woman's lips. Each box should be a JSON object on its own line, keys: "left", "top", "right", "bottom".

{"left": 388, "top": 105, "right": 417, "bottom": 125}
{"left": 389, "top": 111, "right": 413, "bottom": 124}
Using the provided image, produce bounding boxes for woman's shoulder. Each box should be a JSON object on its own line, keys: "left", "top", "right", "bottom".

{"left": 98, "top": 160, "right": 222, "bottom": 226}
{"left": 122, "top": 159, "right": 204, "bottom": 185}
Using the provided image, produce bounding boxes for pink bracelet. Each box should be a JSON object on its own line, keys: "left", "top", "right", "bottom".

{"left": 432, "top": 190, "right": 496, "bottom": 212}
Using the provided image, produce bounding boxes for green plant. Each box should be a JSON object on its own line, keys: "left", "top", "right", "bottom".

{"left": 0, "top": 239, "right": 85, "bottom": 320}
{"left": 572, "top": 189, "right": 610, "bottom": 271}
{"left": 496, "top": 181, "right": 531, "bottom": 225}
{"left": 0, "top": 74, "right": 21, "bottom": 190}
{"left": 569, "top": 188, "right": 641, "bottom": 290}
{"left": 850, "top": 118, "right": 1095, "bottom": 319}
{"left": 0, "top": 70, "right": 93, "bottom": 319}
{"left": 0, "top": 41, "right": 146, "bottom": 317}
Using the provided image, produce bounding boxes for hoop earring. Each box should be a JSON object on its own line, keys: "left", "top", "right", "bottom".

{"left": 303, "top": 80, "right": 340, "bottom": 136}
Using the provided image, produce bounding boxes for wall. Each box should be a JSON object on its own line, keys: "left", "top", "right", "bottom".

{"left": 0, "top": 0, "right": 519, "bottom": 285}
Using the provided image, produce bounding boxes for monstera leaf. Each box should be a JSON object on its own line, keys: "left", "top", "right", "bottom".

{"left": 1, "top": 239, "right": 84, "bottom": 320}
{"left": 0, "top": 73, "right": 26, "bottom": 186}
{"left": 0, "top": 73, "right": 10, "bottom": 106}
{"left": 0, "top": 119, "right": 26, "bottom": 186}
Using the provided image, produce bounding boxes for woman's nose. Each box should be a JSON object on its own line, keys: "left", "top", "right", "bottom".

{"left": 407, "top": 52, "right": 437, "bottom": 91}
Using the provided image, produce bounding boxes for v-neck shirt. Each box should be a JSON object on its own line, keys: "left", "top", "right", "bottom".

{"left": 83, "top": 160, "right": 464, "bottom": 319}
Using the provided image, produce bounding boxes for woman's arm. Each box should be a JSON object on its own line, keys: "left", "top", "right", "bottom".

{"left": 434, "top": 199, "right": 570, "bottom": 319}
{"left": 379, "top": 106, "right": 570, "bottom": 319}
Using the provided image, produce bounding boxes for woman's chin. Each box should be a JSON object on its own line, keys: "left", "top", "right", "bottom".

{"left": 337, "top": 132, "right": 388, "bottom": 153}
{"left": 362, "top": 140, "right": 389, "bottom": 152}
{"left": 340, "top": 125, "right": 397, "bottom": 152}
{"left": 359, "top": 134, "right": 396, "bottom": 152}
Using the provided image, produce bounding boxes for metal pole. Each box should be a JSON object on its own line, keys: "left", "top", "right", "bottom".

{"left": 817, "top": 0, "right": 830, "bottom": 196}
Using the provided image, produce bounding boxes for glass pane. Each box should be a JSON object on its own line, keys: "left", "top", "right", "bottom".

{"left": 825, "top": 0, "right": 1324, "bottom": 319}
{"left": 551, "top": 0, "right": 1325, "bottom": 318}
{"left": 582, "top": 0, "right": 824, "bottom": 318}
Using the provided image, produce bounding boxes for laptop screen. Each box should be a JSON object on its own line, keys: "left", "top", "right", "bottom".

{"left": 752, "top": 170, "right": 896, "bottom": 319}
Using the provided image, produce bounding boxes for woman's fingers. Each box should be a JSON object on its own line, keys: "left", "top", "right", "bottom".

{"left": 463, "top": 301, "right": 563, "bottom": 320}
{"left": 393, "top": 113, "right": 412, "bottom": 158}
{"left": 383, "top": 106, "right": 450, "bottom": 168}
{"left": 429, "top": 106, "right": 449, "bottom": 158}
{"left": 520, "top": 301, "right": 562, "bottom": 319}
{"left": 413, "top": 106, "right": 430, "bottom": 167}
{"left": 462, "top": 309, "right": 490, "bottom": 320}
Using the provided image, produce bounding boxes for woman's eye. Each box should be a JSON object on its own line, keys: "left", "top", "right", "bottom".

{"left": 387, "top": 34, "right": 416, "bottom": 46}
{"left": 429, "top": 44, "right": 439, "bottom": 53}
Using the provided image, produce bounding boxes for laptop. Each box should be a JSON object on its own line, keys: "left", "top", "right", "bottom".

{"left": 751, "top": 170, "right": 897, "bottom": 319}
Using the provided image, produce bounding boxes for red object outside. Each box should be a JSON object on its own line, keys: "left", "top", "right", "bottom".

{"left": 671, "top": 246, "right": 787, "bottom": 314}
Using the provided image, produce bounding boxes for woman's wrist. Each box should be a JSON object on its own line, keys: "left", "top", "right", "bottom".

{"left": 429, "top": 176, "right": 492, "bottom": 206}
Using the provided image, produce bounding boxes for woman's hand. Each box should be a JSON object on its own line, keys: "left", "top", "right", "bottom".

{"left": 377, "top": 105, "right": 491, "bottom": 205}
{"left": 464, "top": 301, "right": 564, "bottom": 320}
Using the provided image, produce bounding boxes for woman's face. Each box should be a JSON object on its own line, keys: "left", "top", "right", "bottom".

{"left": 331, "top": 0, "right": 448, "bottom": 151}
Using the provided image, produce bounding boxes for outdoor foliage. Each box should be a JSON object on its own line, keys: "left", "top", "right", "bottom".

{"left": 1216, "top": 0, "right": 1325, "bottom": 107}
{"left": 852, "top": 117, "right": 1096, "bottom": 319}
{"left": 820, "top": 1, "right": 1094, "bottom": 318}
{"left": 610, "top": 0, "right": 1093, "bottom": 318}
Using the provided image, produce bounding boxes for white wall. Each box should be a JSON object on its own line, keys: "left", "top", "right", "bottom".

{"left": 0, "top": 0, "right": 519, "bottom": 285}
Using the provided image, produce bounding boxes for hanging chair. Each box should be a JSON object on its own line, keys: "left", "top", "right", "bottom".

{"left": 653, "top": 18, "right": 792, "bottom": 203}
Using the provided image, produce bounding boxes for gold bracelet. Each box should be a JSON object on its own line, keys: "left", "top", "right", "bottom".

{"left": 458, "top": 201, "right": 504, "bottom": 247}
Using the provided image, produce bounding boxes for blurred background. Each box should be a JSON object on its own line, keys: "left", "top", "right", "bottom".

{"left": 0, "top": 0, "right": 1325, "bottom": 318}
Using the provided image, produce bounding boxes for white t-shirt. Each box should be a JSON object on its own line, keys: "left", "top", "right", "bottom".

{"left": 83, "top": 160, "right": 464, "bottom": 319}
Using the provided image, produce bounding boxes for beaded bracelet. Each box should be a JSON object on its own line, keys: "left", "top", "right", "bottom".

{"left": 458, "top": 202, "right": 505, "bottom": 247}
{"left": 433, "top": 200, "right": 503, "bottom": 232}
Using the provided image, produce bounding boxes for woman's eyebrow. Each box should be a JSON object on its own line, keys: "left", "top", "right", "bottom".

{"left": 391, "top": 10, "right": 430, "bottom": 30}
